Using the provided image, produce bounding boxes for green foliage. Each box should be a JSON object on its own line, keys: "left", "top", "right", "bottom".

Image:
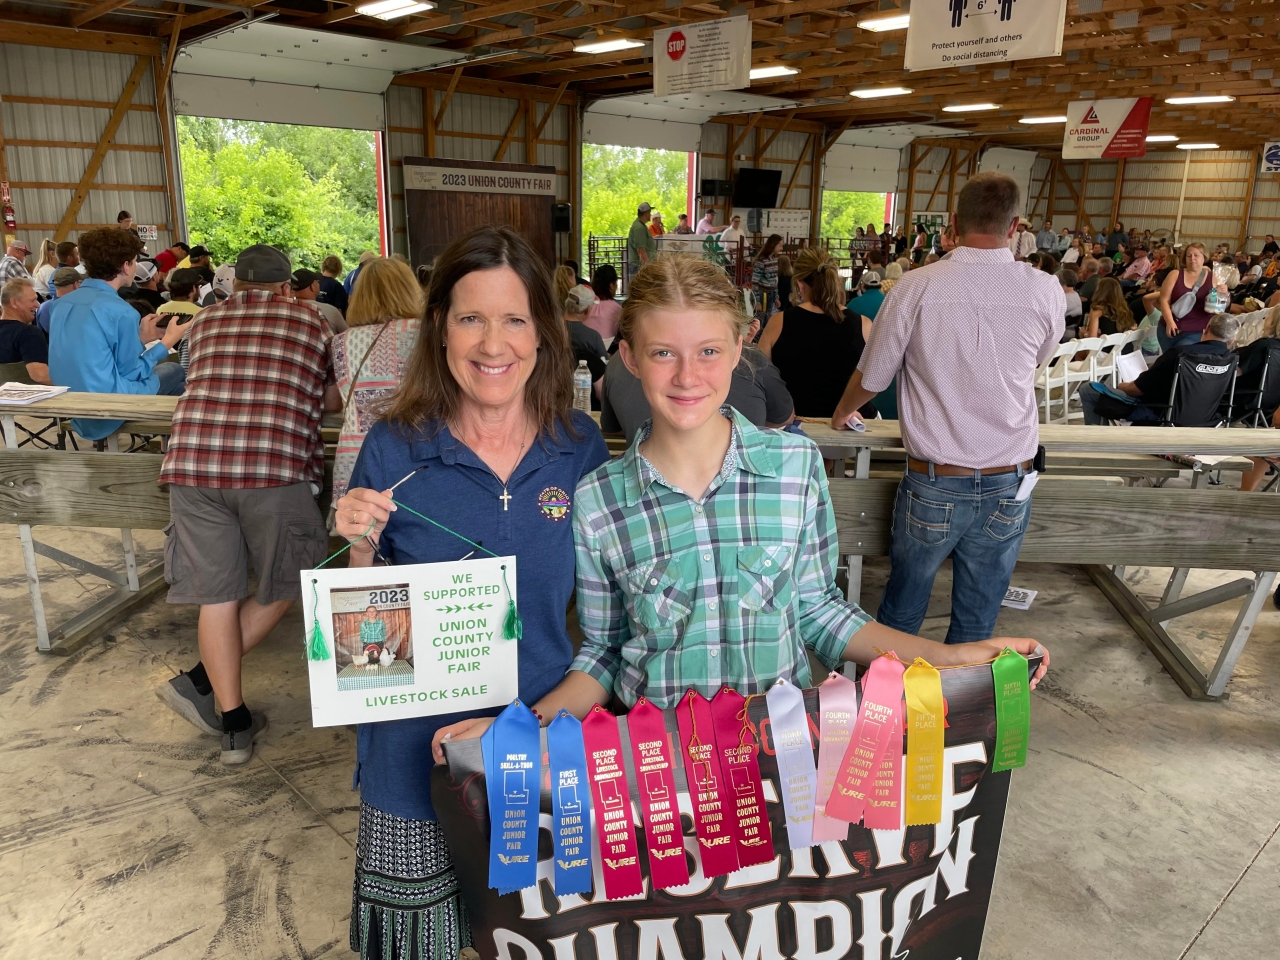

{"left": 176, "top": 116, "right": 379, "bottom": 271}
{"left": 820, "top": 191, "right": 888, "bottom": 240}
{"left": 582, "top": 144, "right": 688, "bottom": 238}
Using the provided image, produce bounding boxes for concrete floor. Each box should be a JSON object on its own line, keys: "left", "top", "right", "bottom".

{"left": 1, "top": 517, "right": 1278, "bottom": 960}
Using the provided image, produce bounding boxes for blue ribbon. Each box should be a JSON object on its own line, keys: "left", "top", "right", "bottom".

{"left": 483, "top": 700, "right": 542, "bottom": 894}
{"left": 547, "top": 710, "right": 594, "bottom": 896}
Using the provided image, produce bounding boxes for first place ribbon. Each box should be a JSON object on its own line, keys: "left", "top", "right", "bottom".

{"left": 483, "top": 700, "right": 542, "bottom": 895}
{"left": 826, "top": 655, "right": 905, "bottom": 825}
{"left": 765, "top": 678, "right": 818, "bottom": 850}
{"left": 582, "top": 704, "right": 644, "bottom": 900}
{"left": 991, "top": 648, "right": 1031, "bottom": 772}
{"left": 548, "top": 710, "right": 594, "bottom": 897}
{"left": 811, "top": 672, "right": 859, "bottom": 842}
{"left": 710, "top": 688, "right": 774, "bottom": 868}
{"left": 676, "top": 690, "right": 739, "bottom": 879}
{"left": 627, "top": 698, "right": 691, "bottom": 890}
{"left": 903, "top": 658, "right": 945, "bottom": 826}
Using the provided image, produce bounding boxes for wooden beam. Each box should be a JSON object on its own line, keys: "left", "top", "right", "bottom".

{"left": 492, "top": 102, "right": 526, "bottom": 163}
{"left": 1055, "top": 159, "right": 1090, "bottom": 236}
{"left": 55, "top": 56, "right": 149, "bottom": 242}
{"left": 1046, "top": 158, "right": 1058, "bottom": 226}
{"left": 397, "top": 0, "right": 556, "bottom": 38}
{"left": 1238, "top": 146, "right": 1259, "bottom": 252}
{"left": 0, "top": 20, "right": 160, "bottom": 55}
{"left": 819, "top": 116, "right": 855, "bottom": 160}
{"left": 1079, "top": 160, "right": 1092, "bottom": 235}
{"left": 756, "top": 110, "right": 796, "bottom": 160}
{"left": 1, "top": 95, "right": 152, "bottom": 112}
{"left": 423, "top": 86, "right": 436, "bottom": 157}
{"left": 523, "top": 98, "right": 535, "bottom": 165}
{"left": 1109, "top": 157, "right": 1127, "bottom": 228}
{"left": 903, "top": 142, "right": 917, "bottom": 227}
{"left": 153, "top": 54, "right": 180, "bottom": 233}
{"left": 531, "top": 81, "right": 569, "bottom": 142}
{"left": 156, "top": 13, "right": 183, "bottom": 113}
{"left": 0, "top": 86, "right": 8, "bottom": 188}
{"left": 779, "top": 133, "right": 813, "bottom": 211}
{"left": 5, "top": 139, "right": 161, "bottom": 152}
{"left": 71, "top": 0, "right": 135, "bottom": 28}
{"left": 729, "top": 113, "right": 764, "bottom": 158}
{"left": 922, "top": 148, "right": 952, "bottom": 214}
{"left": 946, "top": 146, "right": 960, "bottom": 215}
{"left": 9, "top": 181, "right": 168, "bottom": 191}
{"left": 435, "top": 67, "right": 464, "bottom": 129}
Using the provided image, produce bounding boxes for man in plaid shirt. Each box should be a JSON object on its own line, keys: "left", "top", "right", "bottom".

{"left": 156, "top": 243, "right": 340, "bottom": 765}
{"left": 0, "top": 239, "right": 32, "bottom": 283}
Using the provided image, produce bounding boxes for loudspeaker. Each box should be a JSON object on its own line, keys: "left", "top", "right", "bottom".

{"left": 700, "top": 179, "right": 734, "bottom": 198}
{"left": 553, "top": 202, "right": 572, "bottom": 233}
{"left": 747, "top": 208, "right": 763, "bottom": 233}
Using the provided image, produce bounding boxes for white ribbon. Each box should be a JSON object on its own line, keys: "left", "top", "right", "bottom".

{"left": 766, "top": 678, "right": 819, "bottom": 850}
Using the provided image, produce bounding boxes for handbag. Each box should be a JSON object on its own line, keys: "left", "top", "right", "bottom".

{"left": 1170, "top": 268, "right": 1207, "bottom": 319}
{"left": 343, "top": 318, "right": 393, "bottom": 411}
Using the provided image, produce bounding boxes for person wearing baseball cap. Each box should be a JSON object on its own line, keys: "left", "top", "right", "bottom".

{"left": 0, "top": 239, "right": 32, "bottom": 283}
{"left": 155, "top": 241, "right": 338, "bottom": 766}
{"left": 564, "top": 284, "right": 606, "bottom": 409}
{"left": 648, "top": 211, "right": 665, "bottom": 238}
{"left": 290, "top": 267, "right": 347, "bottom": 333}
{"left": 628, "top": 202, "right": 657, "bottom": 280}
{"left": 127, "top": 259, "right": 166, "bottom": 312}
{"left": 36, "top": 267, "right": 83, "bottom": 333}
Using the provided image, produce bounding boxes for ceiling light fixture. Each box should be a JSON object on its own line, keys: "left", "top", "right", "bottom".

{"left": 573, "top": 38, "right": 645, "bottom": 54}
{"left": 857, "top": 13, "right": 911, "bottom": 32}
{"left": 1145, "top": 134, "right": 1180, "bottom": 142}
{"left": 1165, "top": 94, "right": 1235, "bottom": 105}
{"left": 942, "top": 102, "right": 1001, "bottom": 112}
{"left": 356, "top": 0, "right": 432, "bottom": 19}
{"left": 750, "top": 65, "right": 800, "bottom": 80}
{"left": 1177, "top": 142, "right": 1219, "bottom": 149}
{"left": 1018, "top": 115, "right": 1068, "bottom": 124}
{"left": 850, "top": 86, "right": 914, "bottom": 99}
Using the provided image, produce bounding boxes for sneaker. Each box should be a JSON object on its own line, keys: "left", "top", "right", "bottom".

{"left": 156, "top": 672, "right": 221, "bottom": 737}
{"left": 221, "top": 712, "right": 268, "bottom": 765}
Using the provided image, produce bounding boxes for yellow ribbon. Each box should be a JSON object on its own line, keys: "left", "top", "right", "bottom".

{"left": 903, "top": 658, "right": 945, "bottom": 826}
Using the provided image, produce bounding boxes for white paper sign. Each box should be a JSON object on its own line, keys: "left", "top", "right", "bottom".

{"left": 904, "top": 0, "right": 1068, "bottom": 72}
{"left": 1263, "top": 142, "right": 1280, "bottom": 174}
{"left": 403, "top": 162, "right": 556, "bottom": 196}
{"left": 654, "top": 16, "right": 751, "bottom": 97}
{"left": 302, "top": 556, "right": 518, "bottom": 727}
{"left": 761, "top": 208, "right": 812, "bottom": 237}
{"left": 137, "top": 224, "right": 159, "bottom": 240}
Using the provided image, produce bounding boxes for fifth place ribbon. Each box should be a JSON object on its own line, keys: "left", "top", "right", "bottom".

{"left": 825, "top": 655, "right": 905, "bottom": 825}
{"left": 626, "top": 698, "right": 690, "bottom": 890}
{"left": 676, "top": 690, "right": 739, "bottom": 879}
{"left": 582, "top": 704, "right": 644, "bottom": 899}
{"left": 765, "top": 678, "right": 818, "bottom": 850}
{"left": 811, "top": 672, "right": 859, "bottom": 842}
{"left": 547, "top": 710, "right": 594, "bottom": 896}
{"left": 710, "top": 688, "right": 774, "bottom": 867}
{"left": 482, "top": 700, "right": 542, "bottom": 894}
{"left": 991, "top": 648, "right": 1031, "bottom": 772}
{"left": 903, "top": 658, "right": 945, "bottom": 826}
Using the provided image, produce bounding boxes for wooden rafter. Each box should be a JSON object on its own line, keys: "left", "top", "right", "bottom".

{"left": 55, "top": 55, "right": 150, "bottom": 241}
{"left": 492, "top": 101, "right": 526, "bottom": 163}
{"left": 778, "top": 133, "right": 813, "bottom": 211}
{"left": 71, "top": 0, "right": 133, "bottom": 28}
{"left": 435, "top": 67, "right": 464, "bottom": 129}
{"left": 756, "top": 110, "right": 796, "bottom": 161}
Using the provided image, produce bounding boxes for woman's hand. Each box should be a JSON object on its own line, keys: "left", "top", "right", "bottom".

{"left": 431, "top": 716, "right": 495, "bottom": 764}
{"left": 949, "top": 637, "right": 1049, "bottom": 690}
{"left": 333, "top": 487, "right": 396, "bottom": 557}
{"left": 1163, "top": 315, "right": 1179, "bottom": 337}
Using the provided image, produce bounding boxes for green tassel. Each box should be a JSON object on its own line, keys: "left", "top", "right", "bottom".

{"left": 306, "top": 579, "right": 331, "bottom": 661}
{"left": 501, "top": 564, "right": 522, "bottom": 640}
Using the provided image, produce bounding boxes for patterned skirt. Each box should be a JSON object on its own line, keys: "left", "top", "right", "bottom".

{"left": 350, "top": 802, "right": 472, "bottom": 960}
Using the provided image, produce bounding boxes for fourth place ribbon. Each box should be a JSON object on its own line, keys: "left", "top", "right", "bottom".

{"left": 811, "top": 671, "right": 859, "bottom": 842}
{"left": 903, "top": 658, "right": 945, "bottom": 826}
{"left": 483, "top": 700, "right": 541, "bottom": 894}
{"left": 825, "top": 655, "right": 905, "bottom": 825}
{"left": 765, "top": 678, "right": 818, "bottom": 850}
{"left": 709, "top": 688, "right": 774, "bottom": 867}
{"left": 676, "top": 690, "right": 739, "bottom": 878}
{"left": 547, "top": 710, "right": 593, "bottom": 896}
{"left": 991, "top": 648, "right": 1031, "bottom": 772}
{"left": 626, "top": 698, "right": 691, "bottom": 890}
{"left": 582, "top": 704, "right": 644, "bottom": 899}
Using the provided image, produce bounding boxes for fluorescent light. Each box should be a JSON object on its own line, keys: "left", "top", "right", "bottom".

{"left": 942, "top": 102, "right": 1001, "bottom": 113}
{"left": 1165, "top": 95, "right": 1235, "bottom": 105}
{"left": 850, "top": 86, "right": 914, "bottom": 99}
{"left": 1018, "top": 115, "right": 1067, "bottom": 124}
{"left": 1177, "top": 142, "right": 1219, "bottom": 150}
{"left": 356, "top": 0, "right": 432, "bottom": 18}
{"left": 858, "top": 13, "right": 911, "bottom": 31}
{"left": 1145, "top": 134, "right": 1180, "bottom": 142}
{"left": 750, "top": 65, "right": 799, "bottom": 80}
{"left": 573, "top": 38, "right": 645, "bottom": 54}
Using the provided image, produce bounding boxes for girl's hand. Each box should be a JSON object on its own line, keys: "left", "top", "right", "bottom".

{"left": 950, "top": 637, "right": 1049, "bottom": 690}
{"left": 1163, "top": 316, "right": 1179, "bottom": 336}
{"left": 334, "top": 487, "right": 395, "bottom": 550}
{"left": 432, "top": 717, "right": 494, "bottom": 764}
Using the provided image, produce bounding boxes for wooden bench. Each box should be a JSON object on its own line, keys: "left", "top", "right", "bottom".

{"left": 828, "top": 477, "right": 1280, "bottom": 700}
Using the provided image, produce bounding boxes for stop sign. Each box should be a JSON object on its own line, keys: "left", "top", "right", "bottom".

{"left": 667, "top": 30, "right": 686, "bottom": 60}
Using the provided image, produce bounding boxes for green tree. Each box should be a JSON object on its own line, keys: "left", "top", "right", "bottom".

{"left": 582, "top": 144, "right": 689, "bottom": 237}
{"left": 176, "top": 117, "right": 379, "bottom": 270}
{"left": 820, "top": 191, "right": 888, "bottom": 240}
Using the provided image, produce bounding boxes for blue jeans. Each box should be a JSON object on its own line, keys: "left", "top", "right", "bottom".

{"left": 156, "top": 361, "right": 186, "bottom": 396}
{"left": 1077, "top": 381, "right": 1160, "bottom": 425}
{"left": 877, "top": 467, "right": 1029, "bottom": 643}
{"left": 1157, "top": 325, "right": 1203, "bottom": 352}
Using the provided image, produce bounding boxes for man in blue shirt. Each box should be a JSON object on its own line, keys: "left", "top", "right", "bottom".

{"left": 846, "top": 272, "right": 885, "bottom": 320}
{"left": 48, "top": 227, "right": 192, "bottom": 441}
{"left": 343, "top": 250, "right": 376, "bottom": 296}
{"left": 1035, "top": 219, "right": 1057, "bottom": 253}
{"left": 36, "top": 267, "right": 81, "bottom": 333}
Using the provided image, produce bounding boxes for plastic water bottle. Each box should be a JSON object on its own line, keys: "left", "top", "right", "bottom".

{"left": 573, "top": 360, "right": 592, "bottom": 413}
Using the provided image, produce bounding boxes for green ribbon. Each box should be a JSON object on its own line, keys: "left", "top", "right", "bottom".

{"left": 500, "top": 563, "right": 522, "bottom": 641}
{"left": 306, "top": 578, "right": 330, "bottom": 661}
{"left": 991, "top": 648, "right": 1030, "bottom": 772}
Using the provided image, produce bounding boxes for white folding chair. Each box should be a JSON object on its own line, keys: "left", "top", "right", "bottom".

{"left": 1064, "top": 336, "right": 1103, "bottom": 421}
{"left": 1035, "top": 340, "right": 1078, "bottom": 423}
{"left": 1091, "top": 331, "right": 1130, "bottom": 388}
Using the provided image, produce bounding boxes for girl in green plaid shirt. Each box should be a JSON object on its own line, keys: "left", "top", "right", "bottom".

{"left": 432, "top": 256, "right": 1046, "bottom": 752}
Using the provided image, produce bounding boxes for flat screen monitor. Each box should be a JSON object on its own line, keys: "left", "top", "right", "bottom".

{"left": 732, "top": 168, "right": 782, "bottom": 208}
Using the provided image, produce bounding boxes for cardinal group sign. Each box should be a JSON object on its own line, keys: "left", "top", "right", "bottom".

{"left": 653, "top": 16, "right": 751, "bottom": 97}
{"left": 904, "top": 0, "right": 1068, "bottom": 71}
{"left": 433, "top": 658, "right": 1038, "bottom": 960}
{"left": 1062, "top": 98, "right": 1153, "bottom": 159}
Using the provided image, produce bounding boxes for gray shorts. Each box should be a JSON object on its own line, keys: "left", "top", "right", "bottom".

{"left": 164, "top": 483, "right": 328, "bottom": 606}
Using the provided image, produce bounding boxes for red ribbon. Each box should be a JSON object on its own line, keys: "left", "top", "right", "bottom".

{"left": 676, "top": 690, "right": 739, "bottom": 878}
{"left": 709, "top": 688, "right": 774, "bottom": 868}
{"left": 582, "top": 704, "right": 644, "bottom": 899}
{"left": 825, "top": 656, "right": 905, "bottom": 825}
{"left": 862, "top": 708, "right": 904, "bottom": 831}
{"left": 626, "top": 699, "right": 691, "bottom": 890}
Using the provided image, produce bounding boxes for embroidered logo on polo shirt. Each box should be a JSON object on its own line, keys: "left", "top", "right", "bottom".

{"left": 538, "top": 486, "right": 570, "bottom": 521}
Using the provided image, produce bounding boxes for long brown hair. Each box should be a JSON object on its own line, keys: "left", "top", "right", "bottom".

{"left": 792, "top": 247, "right": 844, "bottom": 321}
{"left": 383, "top": 226, "right": 574, "bottom": 438}
{"left": 1091, "top": 277, "right": 1134, "bottom": 332}
{"left": 756, "top": 234, "right": 783, "bottom": 263}
{"left": 347, "top": 257, "right": 424, "bottom": 326}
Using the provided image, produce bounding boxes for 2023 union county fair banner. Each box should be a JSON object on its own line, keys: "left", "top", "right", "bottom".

{"left": 904, "top": 0, "right": 1068, "bottom": 72}
{"left": 433, "top": 660, "right": 1034, "bottom": 960}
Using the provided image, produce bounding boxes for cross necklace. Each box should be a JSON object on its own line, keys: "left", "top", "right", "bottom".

{"left": 496, "top": 430, "right": 527, "bottom": 511}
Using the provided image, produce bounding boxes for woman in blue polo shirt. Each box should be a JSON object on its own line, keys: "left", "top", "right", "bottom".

{"left": 333, "top": 226, "right": 608, "bottom": 960}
